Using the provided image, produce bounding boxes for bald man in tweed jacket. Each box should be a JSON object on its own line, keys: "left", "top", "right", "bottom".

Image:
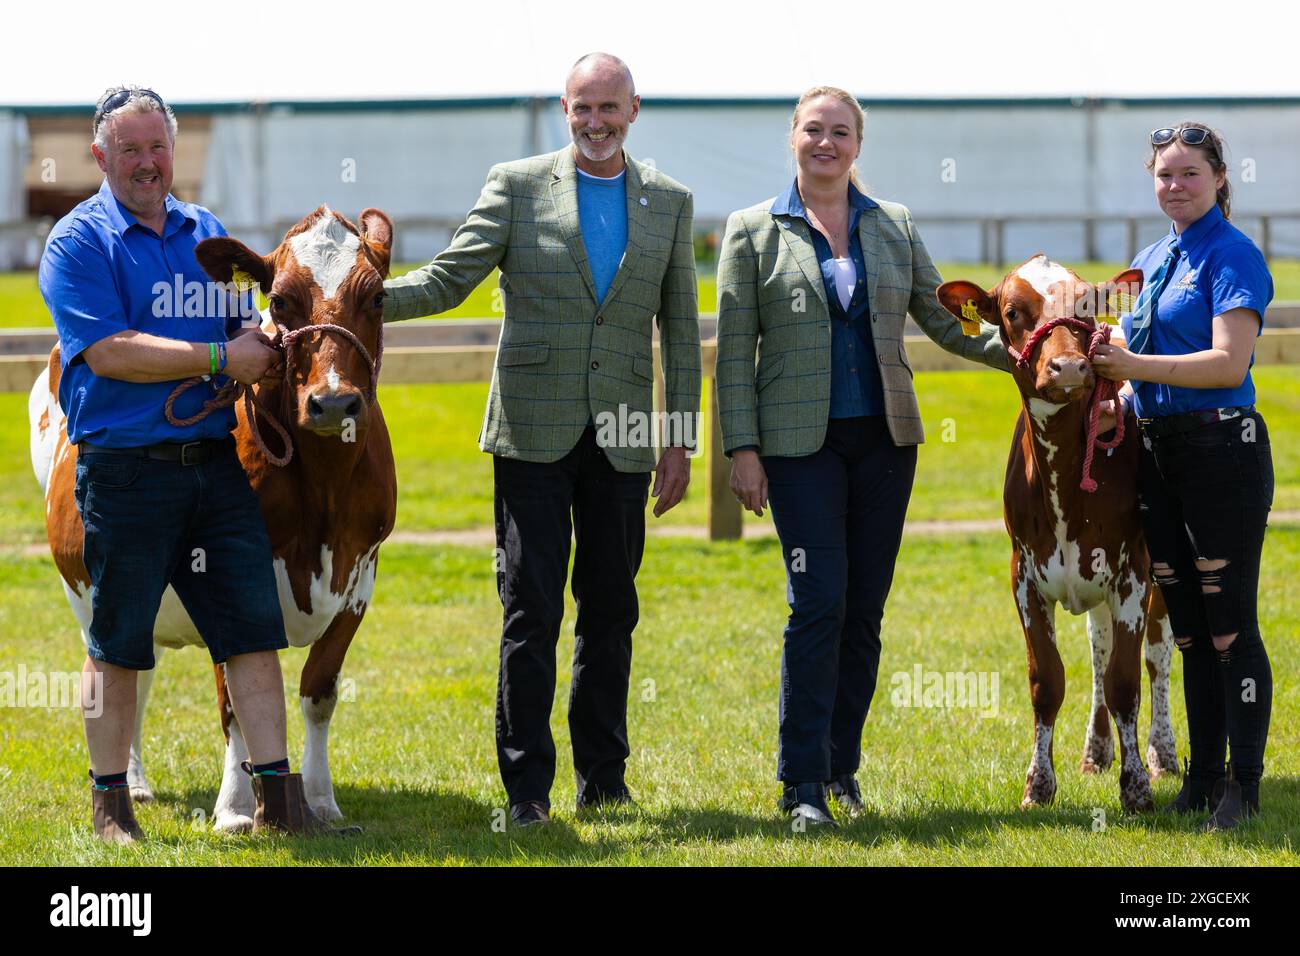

{"left": 383, "top": 53, "right": 700, "bottom": 826}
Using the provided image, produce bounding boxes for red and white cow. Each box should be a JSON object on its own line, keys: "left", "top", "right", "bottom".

{"left": 938, "top": 255, "right": 1178, "bottom": 813}
{"left": 30, "top": 206, "right": 397, "bottom": 831}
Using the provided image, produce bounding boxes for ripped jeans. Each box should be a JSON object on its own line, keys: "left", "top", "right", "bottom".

{"left": 1136, "top": 411, "right": 1274, "bottom": 803}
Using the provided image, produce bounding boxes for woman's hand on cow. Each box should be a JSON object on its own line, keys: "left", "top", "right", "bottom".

{"left": 730, "top": 449, "right": 768, "bottom": 517}
{"left": 1092, "top": 342, "right": 1143, "bottom": 381}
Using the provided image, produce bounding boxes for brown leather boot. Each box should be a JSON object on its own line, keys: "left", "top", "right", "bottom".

{"left": 90, "top": 772, "right": 144, "bottom": 844}
{"left": 242, "top": 763, "right": 362, "bottom": 836}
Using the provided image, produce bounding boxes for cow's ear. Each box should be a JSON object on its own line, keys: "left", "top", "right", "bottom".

{"left": 359, "top": 208, "right": 393, "bottom": 277}
{"left": 195, "top": 237, "right": 275, "bottom": 295}
{"left": 1101, "top": 268, "right": 1145, "bottom": 316}
{"left": 936, "top": 280, "right": 995, "bottom": 335}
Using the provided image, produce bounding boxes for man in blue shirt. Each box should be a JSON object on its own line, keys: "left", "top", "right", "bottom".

{"left": 40, "top": 86, "right": 327, "bottom": 842}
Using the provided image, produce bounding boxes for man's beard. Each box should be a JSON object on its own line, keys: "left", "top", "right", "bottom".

{"left": 574, "top": 129, "right": 622, "bottom": 163}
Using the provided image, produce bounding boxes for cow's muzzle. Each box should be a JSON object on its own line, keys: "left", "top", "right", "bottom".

{"left": 305, "top": 389, "right": 365, "bottom": 434}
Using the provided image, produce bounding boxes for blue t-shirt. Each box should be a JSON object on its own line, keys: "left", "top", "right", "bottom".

{"left": 576, "top": 167, "right": 628, "bottom": 303}
{"left": 771, "top": 178, "right": 884, "bottom": 418}
{"left": 1121, "top": 204, "right": 1273, "bottom": 418}
{"left": 39, "top": 180, "right": 252, "bottom": 447}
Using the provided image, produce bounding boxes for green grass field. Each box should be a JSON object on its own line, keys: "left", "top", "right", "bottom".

{"left": 4, "top": 260, "right": 1299, "bottom": 328}
{"left": 2, "top": 367, "right": 1298, "bottom": 865}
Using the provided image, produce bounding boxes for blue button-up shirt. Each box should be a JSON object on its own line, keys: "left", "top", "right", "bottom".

{"left": 771, "top": 179, "right": 883, "bottom": 418}
{"left": 39, "top": 181, "right": 249, "bottom": 447}
{"left": 1122, "top": 203, "right": 1273, "bottom": 418}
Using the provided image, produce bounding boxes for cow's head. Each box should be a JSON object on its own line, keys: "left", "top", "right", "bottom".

{"left": 196, "top": 206, "right": 393, "bottom": 439}
{"left": 938, "top": 255, "right": 1144, "bottom": 406}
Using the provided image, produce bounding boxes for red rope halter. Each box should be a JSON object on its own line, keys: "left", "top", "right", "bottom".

{"left": 163, "top": 319, "right": 384, "bottom": 468}
{"left": 1008, "top": 316, "right": 1123, "bottom": 493}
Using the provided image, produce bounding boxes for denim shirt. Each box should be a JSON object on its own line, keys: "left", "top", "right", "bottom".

{"left": 771, "top": 179, "right": 883, "bottom": 418}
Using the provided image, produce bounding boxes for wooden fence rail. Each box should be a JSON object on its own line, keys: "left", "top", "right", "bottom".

{"left": 7, "top": 328, "right": 1300, "bottom": 540}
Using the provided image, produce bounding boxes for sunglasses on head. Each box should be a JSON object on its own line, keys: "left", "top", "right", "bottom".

{"left": 1150, "top": 126, "right": 1213, "bottom": 147}
{"left": 93, "top": 88, "right": 166, "bottom": 132}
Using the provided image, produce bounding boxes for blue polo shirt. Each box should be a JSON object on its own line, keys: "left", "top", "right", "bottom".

{"left": 1121, "top": 204, "right": 1272, "bottom": 419}
{"left": 39, "top": 181, "right": 251, "bottom": 448}
{"left": 772, "top": 179, "right": 883, "bottom": 418}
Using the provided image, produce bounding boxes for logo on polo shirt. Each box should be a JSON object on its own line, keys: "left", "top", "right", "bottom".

{"left": 1175, "top": 270, "right": 1198, "bottom": 290}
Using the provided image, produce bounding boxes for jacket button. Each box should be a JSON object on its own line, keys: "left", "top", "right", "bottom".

{"left": 591, "top": 361, "right": 599, "bottom": 370}
{"left": 595, "top": 316, "right": 604, "bottom": 325}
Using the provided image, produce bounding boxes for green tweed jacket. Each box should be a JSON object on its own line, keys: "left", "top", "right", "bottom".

{"left": 714, "top": 196, "right": 1009, "bottom": 457}
{"left": 384, "top": 148, "right": 701, "bottom": 473}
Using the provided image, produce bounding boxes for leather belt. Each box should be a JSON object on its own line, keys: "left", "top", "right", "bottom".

{"left": 80, "top": 436, "right": 235, "bottom": 466}
{"left": 1138, "top": 405, "right": 1254, "bottom": 440}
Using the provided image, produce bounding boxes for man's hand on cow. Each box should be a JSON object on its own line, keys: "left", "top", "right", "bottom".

{"left": 652, "top": 445, "right": 691, "bottom": 517}
{"left": 225, "top": 330, "right": 281, "bottom": 386}
{"left": 729, "top": 449, "right": 768, "bottom": 517}
{"left": 1091, "top": 341, "right": 1143, "bottom": 381}
{"left": 1096, "top": 398, "right": 1119, "bottom": 435}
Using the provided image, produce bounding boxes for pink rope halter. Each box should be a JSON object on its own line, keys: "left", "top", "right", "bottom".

{"left": 1008, "top": 316, "right": 1123, "bottom": 493}
{"left": 164, "top": 319, "right": 384, "bottom": 468}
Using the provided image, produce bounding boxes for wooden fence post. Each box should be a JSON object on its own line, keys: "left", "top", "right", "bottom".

{"left": 707, "top": 374, "right": 742, "bottom": 541}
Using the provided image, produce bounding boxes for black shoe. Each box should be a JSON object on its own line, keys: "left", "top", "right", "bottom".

{"left": 1163, "top": 759, "right": 1225, "bottom": 815}
{"left": 576, "top": 787, "right": 634, "bottom": 814}
{"left": 828, "top": 774, "right": 866, "bottom": 817}
{"left": 509, "top": 800, "right": 551, "bottom": 828}
{"left": 1203, "top": 772, "right": 1258, "bottom": 832}
{"left": 779, "top": 782, "right": 838, "bottom": 830}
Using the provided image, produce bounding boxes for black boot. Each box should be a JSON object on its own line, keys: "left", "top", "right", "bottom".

{"left": 1203, "top": 768, "right": 1258, "bottom": 832}
{"left": 1163, "top": 758, "right": 1225, "bottom": 815}
{"left": 828, "top": 774, "right": 866, "bottom": 818}
{"left": 779, "top": 782, "right": 838, "bottom": 830}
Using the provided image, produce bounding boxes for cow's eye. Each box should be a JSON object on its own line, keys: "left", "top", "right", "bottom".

{"left": 268, "top": 293, "right": 286, "bottom": 311}
{"left": 1005, "top": 306, "right": 1017, "bottom": 320}
{"left": 371, "top": 291, "right": 386, "bottom": 309}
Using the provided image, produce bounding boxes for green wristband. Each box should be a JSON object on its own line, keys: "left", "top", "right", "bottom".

{"left": 208, "top": 342, "right": 218, "bottom": 376}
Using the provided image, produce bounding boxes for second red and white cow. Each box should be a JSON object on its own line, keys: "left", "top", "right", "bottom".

{"left": 30, "top": 206, "right": 397, "bottom": 831}
{"left": 938, "top": 255, "right": 1178, "bottom": 813}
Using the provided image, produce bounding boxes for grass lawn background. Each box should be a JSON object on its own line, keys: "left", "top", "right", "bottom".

{"left": 1, "top": 367, "right": 1297, "bottom": 865}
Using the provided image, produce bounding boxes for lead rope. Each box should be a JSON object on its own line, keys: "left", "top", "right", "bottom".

{"left": 1007, "top": 316, "right": 1124, "bottom": 493}
{"left": 163, "top": 321, "right": 382, "bottom": 468}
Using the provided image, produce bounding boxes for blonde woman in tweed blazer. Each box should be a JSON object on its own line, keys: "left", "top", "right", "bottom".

{"left": 383, "top": 54, "right": 701, "bottom": 826}
{"left": 715, "top": 86, "right": 1008, "bottom": 828}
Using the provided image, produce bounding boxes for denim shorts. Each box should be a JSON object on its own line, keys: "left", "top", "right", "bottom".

{"left": 73, "top": 441, "right": 288, "bottom": 669}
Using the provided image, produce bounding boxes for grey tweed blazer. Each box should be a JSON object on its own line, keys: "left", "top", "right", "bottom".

{"left": 384, "top": 148, "right": 701, "bottom": 473}
{"left": 715, "top": 195, "right": 1008, "bottom": 456}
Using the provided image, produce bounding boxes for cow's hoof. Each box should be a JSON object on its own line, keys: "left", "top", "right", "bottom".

{"left": 1147, "top": 744, "right": 1180, "bottom": 779}
{"left": 129, "top": 785, "right": 155, "bottom": 804}
{"left": 1021, "top": 774, "right": 1056, "bottom": 809}
{"left": 1080, "top": 756, "right": 1113, "bottom": 775}
{"left": 213, "top": 812, "right": 255, "bottom": 834}
{"left": 309, "top": 801, "right": 344, "bottom": 822}
{"left": 1120, "top": 770, "right": 1156, "bottom": 813}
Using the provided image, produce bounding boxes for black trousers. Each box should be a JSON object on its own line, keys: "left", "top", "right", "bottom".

{"left": 762, "top": 416, "right": 917, "bottom": 783}
{"left": 492, "top": 426, "right": 651, "bottom": 806}
{"left": 1137, "top": 411, "right": 1274, "bottom": 799}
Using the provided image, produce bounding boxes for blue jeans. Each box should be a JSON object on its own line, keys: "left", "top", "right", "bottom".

{"left": 73, "top": 440, "right": 288, "bottom": 670}
{"left": 763, "top": 417, "right": 917, "bottom": 783}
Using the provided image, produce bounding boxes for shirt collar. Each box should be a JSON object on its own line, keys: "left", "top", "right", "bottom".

{"left": 1169, "top": 202, "right": 1224, "bottom": 257}
{"left": 97, "top": 179, "right": 197, "bottom": 237}
{"left": 771, "top": 177, "right": 878, "bottom": 219}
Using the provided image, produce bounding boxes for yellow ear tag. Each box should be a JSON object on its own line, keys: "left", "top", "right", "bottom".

{"left": 230, "top": 267, "right": 258, "bottom": 293}
{"left": 959, "top": 300, "right": 982, "bottom": 336}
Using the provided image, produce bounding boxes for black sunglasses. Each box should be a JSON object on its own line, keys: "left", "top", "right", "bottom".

{"left": 93, "top": 88, "right": 166, "bottom": 132}
{"left": 1150, "top": 126, "right": 1213, "bottom": 147}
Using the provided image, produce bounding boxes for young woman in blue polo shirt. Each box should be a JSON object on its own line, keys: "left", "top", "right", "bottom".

{"left": 1093, "top": 122, "right": 1274, "bottom": 830}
